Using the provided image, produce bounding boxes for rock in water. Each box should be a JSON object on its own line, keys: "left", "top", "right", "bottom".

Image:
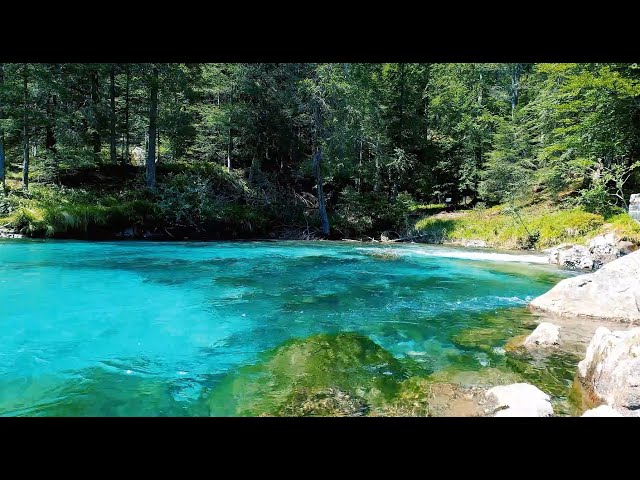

{"left": 577, "top": 326, "right": 640, "bottom": 415}
{"left": 485, "top": 383, "right": 553, "bottom": 417}
{"left": 523, "top": 322, "right": 561, "bottom": 349}
{"left": 546, "top": 244, "right": 594, "bottom": 270}
{"left": 581, "top": 405, "right": 624, "bottom": 417}
{"left": 530, "top": 250, "right": 640, "bottom": 323}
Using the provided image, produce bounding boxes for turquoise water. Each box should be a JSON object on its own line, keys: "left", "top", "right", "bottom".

{"left": 0, "top": 240, "right": 572, "bottom": 416}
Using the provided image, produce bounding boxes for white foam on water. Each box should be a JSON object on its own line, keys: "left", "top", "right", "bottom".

{"left": 406, "top": 248, "right": 548, "bottom": 264}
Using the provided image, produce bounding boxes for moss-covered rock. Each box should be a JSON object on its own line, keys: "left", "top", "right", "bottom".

{"left": 206, "top": 332, "right": 407, "bottom": 416}
{"left": 428, "top": 366, "right": 524, "bottom": 387}
{"left": 373, "top": 376, "right": 488, "bottom": 417}
{"left": 277, "top": 387, "right": 369, "bottom": 417}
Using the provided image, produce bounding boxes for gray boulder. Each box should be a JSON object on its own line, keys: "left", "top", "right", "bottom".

{"left": 617, "top": 240, "right": 637, "bottom": 256}
{"left": 588, "top": 233, "right": 620, "bottom": 267}
{"left": 546, "top": 243, "right": 594, "bottom": 270}
{"left": 485, "top": 383, "right": 553, "bottom": 417}
{"left": 524, "top": 322, "right": 561, "bottom": 349}
{"left": 577, "top": 326, "right": 640, "bottom": 415}
{"left": 530, "top": 250, "right": 640, "bottom": 323}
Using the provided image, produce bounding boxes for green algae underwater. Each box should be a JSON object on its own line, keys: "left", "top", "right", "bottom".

{"left": 0, "top": 240, "right": 584, "bottom": 416}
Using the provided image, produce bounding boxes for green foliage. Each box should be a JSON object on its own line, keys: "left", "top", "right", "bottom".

{"left": 414, "top": 204, "right": 608, "bottom": 249}
{"left": 1, "top": 62, "right": 638, "bottom": 240}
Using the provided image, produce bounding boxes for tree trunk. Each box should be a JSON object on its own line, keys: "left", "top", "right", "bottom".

{"left": 22, "top": 65, "right": 29, "bottom": 190}
{"left": 313, "top": 148, "right": 330, "bottom": 237}
{"left": 511, "top": 63, "right": 522, "bottom": 119}
{"left": 125, "top": 65, "right": 130, "bottom": 164}
{"left": 227, "top": 79, "right": 233, "bottom": 171}
{"left": 110, "top": 65, "right": 117, "bottom": 163}
{"left": 91, "top": 69, "right": 101, "bottom": 157}
{"left": 357, "top": 135, "right": 363, "bottom": 192}
{"left": 0, "top": 63, "right": 5, "bottom": 194}
{"left": 227, "top": 130, "right": 232, "bottom": 171}
{"left": 312, "top": 100, "right": 329, "bottom": 236}
{"left": 146, "top": 66, "right": 158, "bottom": 189}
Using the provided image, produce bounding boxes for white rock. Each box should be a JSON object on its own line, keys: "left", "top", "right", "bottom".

{"left": 485, "top": 383, "right": 553, "bottom": 417}
{"left": 581, "top": 405, "right": 624, "bottom": 417}
{"left": 524, "top": 322, "right": 561, "bottom": 349}
{"left": 577, "top": 326, "right": 640, "bottom": 415}
{"left": 547, "top": 244, "right": 594, "bottom": 270}
{"left": 629, "top": 193, "right": 640, "bottom": 223}
{"left": 530, "top": 250, "right": 640, "bottom": 323}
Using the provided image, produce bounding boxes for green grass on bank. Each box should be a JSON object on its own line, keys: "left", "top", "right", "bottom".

{"left": 414, "top": 203, "right": 640, "bottom": 250}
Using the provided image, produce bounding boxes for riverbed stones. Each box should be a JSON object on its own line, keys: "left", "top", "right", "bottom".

{"left": 529, "top": 250, "right": 640, "bottom": 323}
{"left": 581, "top": 405, "right": 624, "bottom": 417}
{"left": 485, "top": 383, "right": 554, "bottom": 417}
{"left": 523, "top": 322, "right": 561, "bottom": 349}
{"left": 577, "top": 326, "right": 640, "bottom": 415}
{"left": 0, "top": 228, "right": 24, "bottom": 239}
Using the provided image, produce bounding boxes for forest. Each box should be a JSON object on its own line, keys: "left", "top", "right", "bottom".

{"left": 1, "top": 63, "right": 639, "bottom": 245}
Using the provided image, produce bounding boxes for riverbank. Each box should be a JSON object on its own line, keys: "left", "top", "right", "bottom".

{"left": 412, "top": 203, "right": 640, "bottom": 250}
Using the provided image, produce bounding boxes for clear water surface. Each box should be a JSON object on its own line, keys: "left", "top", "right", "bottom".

{"left": 0, "top": 240, "right": 574, "bottom": 416}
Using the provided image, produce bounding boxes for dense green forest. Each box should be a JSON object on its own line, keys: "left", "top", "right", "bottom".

{"left": 1, "top": 63, "right": 639, "bottom": 245}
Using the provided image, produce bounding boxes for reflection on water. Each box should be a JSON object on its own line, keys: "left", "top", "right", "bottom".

{"left": 0, "top": 240, "right": 579, "bottom": 416}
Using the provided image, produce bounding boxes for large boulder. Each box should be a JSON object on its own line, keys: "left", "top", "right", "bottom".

{"left": 581, "top": 405, "right": 624, "bottom": 417}
{"left": 546, "top": 244, "right": 594, "bottom": 270}
{"left": 530, "top": 250, "right": 640, "bottom": 323}
{"left": 485, "top": 383, "right": 553, "bottom": 417}
{"left": 523, "top": 322, "right": 561, "bottom": 349}
{"left": 577, "top": 326, "right": 640, "bottom": 415}
{"left": 588, "top": 233, "right": 621, "bottom": 268}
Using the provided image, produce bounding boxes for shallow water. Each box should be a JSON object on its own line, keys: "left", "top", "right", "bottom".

{"left": 0, "top": 239, "right": 577, "bottom": 416}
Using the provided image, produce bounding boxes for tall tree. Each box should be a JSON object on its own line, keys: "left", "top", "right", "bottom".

{"left": 0, "top": 63, "right": 5, "bottom": 194}
{"left": 110, "top": 65, "right": 117, "bottom": 163}
{"left": 22, "top": 64, "right": 29, "bottom": 190}
{"left": 146, "top": 66, "right": 159, "bottom": 189}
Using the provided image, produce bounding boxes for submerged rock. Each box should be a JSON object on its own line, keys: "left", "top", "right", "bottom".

{"left": 581, "top": 405, "right": 624, "bottom": 417}
{"left": 206, "top": 332, "right": 408, "bottom": 416}
{"left": 577, "top": 326, "right": 640, "bottom": 415}
{"left": 523, "top": 322, "right": 561, "bottom": 349}
{"left": 373, "top": 376, "right": 489, "bottom": 417}
{"left": 277, "top": 387, "right": 369, "bottom": 417}
{"left": 366, "top": 249, "right": 400, "bottom": 260}
{"left": 546, "top": 244, "right": 594, "bottom": 270}
{"left": 485, "top": 383, "right": 554, "bottom": 417}
{"left": 529, "top": 250, "right": 640, "bottom": 323}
